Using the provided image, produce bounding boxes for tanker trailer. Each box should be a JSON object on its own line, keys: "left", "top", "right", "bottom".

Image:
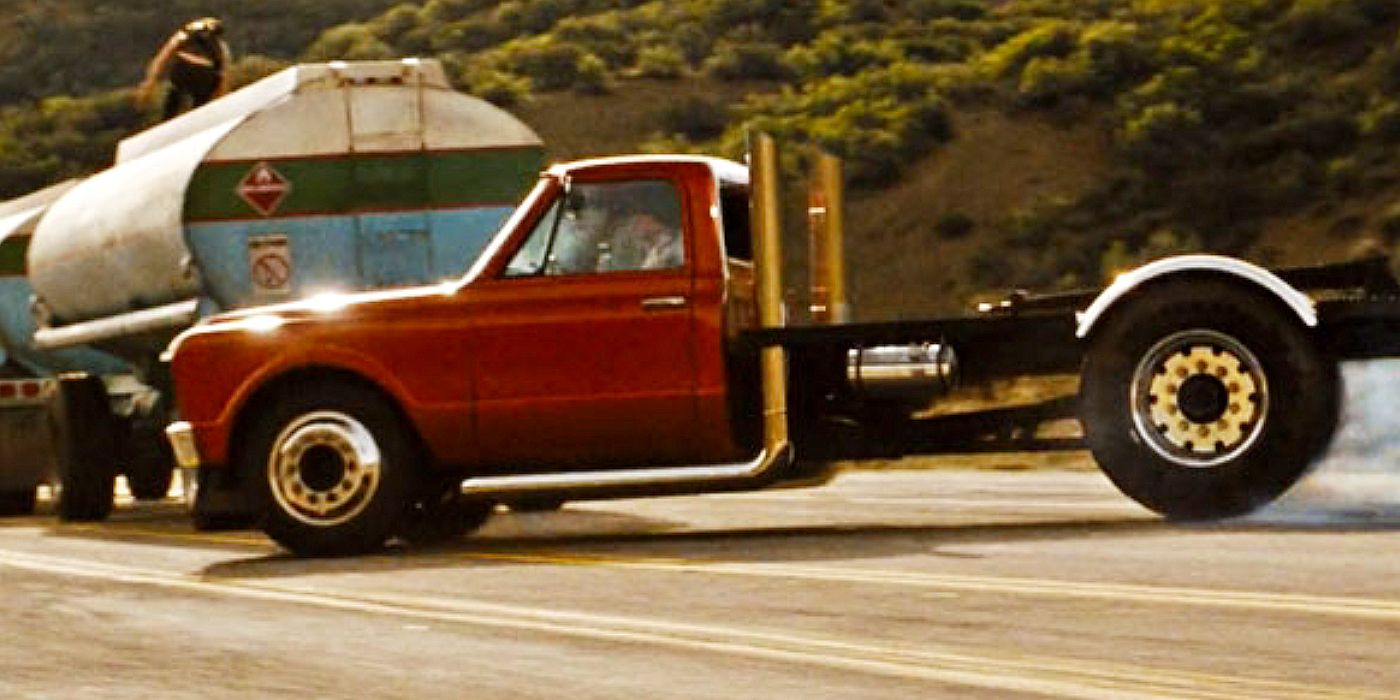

{"left": 0, "top": 59, "right": 543, "bottom": 521}
{"left": 0, "top": 181, "right": 133, "bottom": 516}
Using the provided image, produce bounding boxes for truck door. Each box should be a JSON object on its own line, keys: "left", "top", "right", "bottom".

{"left": 471, "top": 175, "right": 700, "bottom": 469}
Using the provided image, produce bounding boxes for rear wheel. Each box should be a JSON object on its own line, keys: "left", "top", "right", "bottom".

{"left": 51, "top": 374, "right": 117, "bottom": 522}
{"left": 244, "top": 383, "right": 417, "bottom": 556}
{"left": 1080, "top": 277, "right": 1338, "bottom": 520}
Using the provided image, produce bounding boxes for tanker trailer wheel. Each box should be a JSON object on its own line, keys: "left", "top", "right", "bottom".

{"left": 50, "top": 374, "right": 118, "bottom": 522}
{"left": 1079, "top": 277, "right": 1338, "bottom": 520}
{"left": 243, "top": 383, "right": 417, "bottom": 556}
{"left": 124, "top": 429, "right": 175, "bottom": 501}
{"left": 397, "top": 477, "right": 493, "bottom": 546}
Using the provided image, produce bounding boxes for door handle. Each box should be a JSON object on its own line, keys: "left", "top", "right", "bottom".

{"left": 641, "top": 296, "right": 688, "bottom": 311}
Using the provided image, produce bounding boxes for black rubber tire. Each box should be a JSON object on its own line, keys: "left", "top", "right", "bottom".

{"left": 125, "top": 437, "right": 175, "bottom": 501}
{"left": 51, "top": 374, "right": 117, "bottom": 522}
{"left": 398, "top": 480, "right": 494, "bottom": 545}
{"left": 243, "top": 382, "right": 418, "bottom": 556}
{"left": 1080, "top": 277, "right": 1339, "bottom": 520}
{"left": 190, "top": 466, "right": 255, "bottom": 532}
{"left": 0, "top": 488, "right": 37, "bottom": 517}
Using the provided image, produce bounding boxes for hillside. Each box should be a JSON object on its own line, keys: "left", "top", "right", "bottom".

{"left": 4, "top": 0, "right": 1400, "bottom": 317}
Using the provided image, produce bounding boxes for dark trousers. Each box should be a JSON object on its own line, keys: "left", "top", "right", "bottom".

{"left": 164, "top": 61, "right": 221, "bottom": 119}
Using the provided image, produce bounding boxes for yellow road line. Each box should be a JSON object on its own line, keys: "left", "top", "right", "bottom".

{"left": 32, "top": 522, "right": 1400, "bottom": 624}
{"left": 463, "top": 551, "right": 1400, "bottom": 623}
{"left": 0, "top": 549, "right": 1382, "bottom": 700}
{"left": 50, "top": 522, "right": 269, "bottom": 549}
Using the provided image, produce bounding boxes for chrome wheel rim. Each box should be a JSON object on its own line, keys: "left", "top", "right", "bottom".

{"left": 267, "top": 411, "right": 382, "bottom": 527}
{"left": 1130, "top": 329, "right": 1269, "bottom": 468}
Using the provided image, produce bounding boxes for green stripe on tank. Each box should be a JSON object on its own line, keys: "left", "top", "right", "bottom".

{"left": 185, "top": 148, "right": 543, "bottom": 221}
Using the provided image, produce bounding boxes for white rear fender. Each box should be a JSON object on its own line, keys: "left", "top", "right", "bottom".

{"left": 1075, "top": 255, "right": 1316, "bottom": 339}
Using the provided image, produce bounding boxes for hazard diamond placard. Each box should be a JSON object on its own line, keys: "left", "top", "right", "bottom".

{"left": 237, "top": 162, "right": 292, "bottom": 216}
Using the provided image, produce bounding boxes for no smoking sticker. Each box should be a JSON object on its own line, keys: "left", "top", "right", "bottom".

{"left": 248, "top": 235, "right": 293, "bottom": 296}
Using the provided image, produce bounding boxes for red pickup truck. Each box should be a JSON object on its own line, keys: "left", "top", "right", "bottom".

{"left": 165, "top": 137, "right": 1400, "bottom": 556}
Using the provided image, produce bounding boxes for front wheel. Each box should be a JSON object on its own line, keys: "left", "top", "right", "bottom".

{"left": 1080, "top": 277, "right": 1339, "bottom": 520}
{"left": 243, "top": 383, "right": 418, "bottom": 556}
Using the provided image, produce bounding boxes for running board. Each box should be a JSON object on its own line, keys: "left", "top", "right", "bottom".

{"left": 461, "top": 445, "right": 793, "bottom": 501}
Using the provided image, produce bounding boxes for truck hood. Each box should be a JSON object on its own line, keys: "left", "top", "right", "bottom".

{"left": 163, "top": 282, "right": 456, "bottom": 361}
{"left": 211, "top": 282, "right": 455, "bottom": 324}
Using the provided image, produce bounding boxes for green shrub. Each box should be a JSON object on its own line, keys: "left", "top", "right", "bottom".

{"left": 573, "top": 52, "right": 612, "bottom": 94}
{"left": 553, "top": 13, "right": 638, "bottom": 68}
{"left": 0, "top": 89, "right": 145, "bottom": 197}
{"left": 460, "top": 67, "right": 532, "bottom": 106}
{"left": 981, "top": 21, "right": 1080, "bottom": 79}
{"left": 496, "top": 39, "right": 589, "bottom": 91}
{"left": 1079, "top": 20, "right": 1153, "bottom": 90}
{"left": 1379, "top": 200, "right": 1400, "bottom": 241}
{"left": 367, "top": 5, "right": 421, "bottom": 43}
{"left": 658, "top": 96, "right": 729, "bottom": 141}
{"left": 634, "top": 45, "right": 687, "bottom": 79}
{"left": 672, "top": 24, "right": 713, "bottom": 67}
{"left": 302, "top": 24, "right": 398, "bottom": 62}
{"left": 430, "top": 18, "right": 509, "bottom": 53}
{"left": 1118, "top": 101, "right": 1206, "bottom": 171}
{"left": 727, "top": 61, "right": 953, "bottom": 184}
{"left": 1018, "top": 55, "right": 1094, "bottom": 104}
{"left": 906, "top": 0, "right": 986, "bottom": 22}
{"left": 1278, "top": 0, "right": 1370, "bottom": 47}
{"left": 494, "top": 0, "right": 568, "bottom": 35}
{"left": 1325, "top": 156, "right": 1363, "bottom": 194}
{"left": 786, "top": 33, "right": 904, "bottom": 78}
{"left": 704, "top": 42, "right": 794, "bottom": 81}
{"left": 901, "top": 34, "right": 977, "bottom": 63}
{"left": 1359, "top": 99, "right": 1400, "bottom": 141}
{"left": 226, "top": 55, "right": 292, "bottom": 91}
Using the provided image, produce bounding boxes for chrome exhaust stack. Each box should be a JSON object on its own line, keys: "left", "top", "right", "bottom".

{"left": 461, "top": 133, "right": 792, "bottom": 501}
{"left": 808, "top": 150, "right": 850, "bottom": 324}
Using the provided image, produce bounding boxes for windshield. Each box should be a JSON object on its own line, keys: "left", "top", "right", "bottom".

{"left": 455, "top": 176, "right": 557, "bottom": 288}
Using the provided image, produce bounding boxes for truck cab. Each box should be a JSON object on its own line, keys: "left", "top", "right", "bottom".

{"left": 166, "top": 155, "right": 777, "bottom": 552}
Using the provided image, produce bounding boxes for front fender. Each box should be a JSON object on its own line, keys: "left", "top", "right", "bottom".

{"left": 170, "top": 325, "right": 415, "bottom": 467}
{"left": 1076, "top": 255, "right": 1316, "bottom": 339}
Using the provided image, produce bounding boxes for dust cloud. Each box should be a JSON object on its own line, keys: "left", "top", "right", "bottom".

{"left": 1250, "top": 360, "right": 1400, "bottom": 525}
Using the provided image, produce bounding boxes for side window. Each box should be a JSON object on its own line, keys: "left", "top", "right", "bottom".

{"left": 503, "top": 200, "right": 561, "bottom": 277}
{"left": 505, "top": 178, "right": 685, "bottom": 278}
{"left": 719, "top": 185, "right": 752, "bottom": 262}
{"left": 591, "top": 180, "right": 685, "bottom": 272}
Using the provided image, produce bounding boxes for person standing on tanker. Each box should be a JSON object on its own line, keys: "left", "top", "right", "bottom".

{"left": 136, "top": 17, "right": 232, "bottom": 120}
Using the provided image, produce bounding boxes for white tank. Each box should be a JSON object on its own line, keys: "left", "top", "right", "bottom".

{"left": 26, "top": 59, "right": 543, "bottom": 356}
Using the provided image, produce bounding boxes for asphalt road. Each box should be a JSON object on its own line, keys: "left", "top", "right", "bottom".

{"left": 1, "top": 466, "right": 1398, "bottom": 700}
